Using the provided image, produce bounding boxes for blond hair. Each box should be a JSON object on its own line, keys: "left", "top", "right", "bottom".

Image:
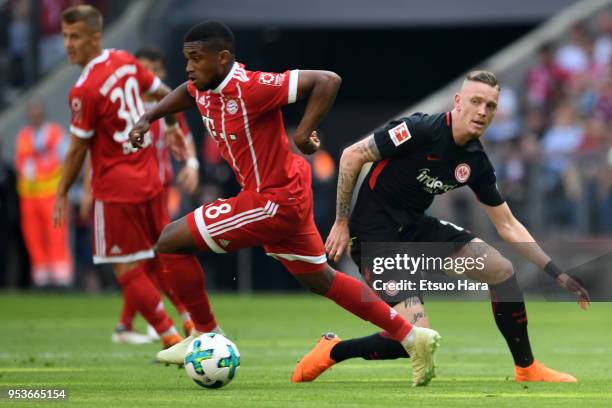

{"left": 61, "top": 5, "right": 103, "bottom": 32}
{"left": 463, "top": 70, "right": 500, "bottom": 90}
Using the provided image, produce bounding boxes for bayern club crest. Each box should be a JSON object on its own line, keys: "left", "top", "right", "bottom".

{"left": 71, "top": 97, "right": 82, "bottom": 112}
{"left": 454, "top": 163, "right": 471, "bottom": 183}
{"left": 226, "top": 99, "right": 238, "bottom": 115}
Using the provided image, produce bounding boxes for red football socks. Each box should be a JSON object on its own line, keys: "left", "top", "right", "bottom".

{"left": 149, "top": 257, "right": 188, "bottom": 315}
{"left": 116, "top": 263, "right": 174, "bottom": 335}
{"left": 118, "top": 298, "right": 137, "bottom": 331}
{"left": 158, "top": 254, "right": 217, "bottom": 333}
{"left": 325, "top": 271, "right": 413, "bottom": 343}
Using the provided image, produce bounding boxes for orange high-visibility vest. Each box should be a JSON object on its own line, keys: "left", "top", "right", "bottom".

{"left": 15, "top": 123, "right": 67, "bottom": 198}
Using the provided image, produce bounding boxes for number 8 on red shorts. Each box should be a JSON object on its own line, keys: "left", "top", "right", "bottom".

{"left": 186, "top": 190, "right": 327, "bottom": 274}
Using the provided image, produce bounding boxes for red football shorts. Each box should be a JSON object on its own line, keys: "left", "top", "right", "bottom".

{"left": 92, "top": 192, "right": 168, "bottom": 264}
{"left": 186, "top": 189, "right": 327, "bottom": 275}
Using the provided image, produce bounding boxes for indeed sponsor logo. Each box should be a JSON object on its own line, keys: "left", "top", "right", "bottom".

{"left": 416, "top": 168, "right": 457, "bottom": 193}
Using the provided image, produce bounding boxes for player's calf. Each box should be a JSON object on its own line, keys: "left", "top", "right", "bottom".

{"left": 456, "top": 241, "right": 537, "bottom": 370}
{"left": 451, "top": 238, "right": 513, "bottom": 285}
{"left": 114, "top": 262, "right": 178, "bottom": 338}
{"left": 157, "top": 253, "right": 218, "bottom": 334}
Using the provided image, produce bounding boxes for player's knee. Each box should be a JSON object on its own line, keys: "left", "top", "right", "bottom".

{"left": 155, "top": 229, "right": 173, "bottom": 254}
{"left": 294, "top": 265, "right": 335, "bottom": 296}
{"left": 156, "top": 217, "right": 198, "bottom": 255}
{"left": 156, "top": 222, "right": 180, "bottom": 254}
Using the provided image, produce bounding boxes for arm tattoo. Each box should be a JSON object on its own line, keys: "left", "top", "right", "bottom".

{"left": 361, "top": 135, "right": 381, "bottom": 161}
{"left": 336, "top": 135, "right": 380, "bottom": 220}
{"left": 336, "top": 166, "right": 354, "bottom": 220}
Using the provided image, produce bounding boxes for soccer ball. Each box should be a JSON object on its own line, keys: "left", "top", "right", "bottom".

{"left": 184, "top": 333, "right": 240, "bottom": 389}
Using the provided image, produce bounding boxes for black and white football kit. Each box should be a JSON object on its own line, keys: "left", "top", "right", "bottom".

{"left": 349, "top": 112, "right": 505, "bottom": 295}
{"left": 327, "top": 114, "right": 553, "bottom": 371}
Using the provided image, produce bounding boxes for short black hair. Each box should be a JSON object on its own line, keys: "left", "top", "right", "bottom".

{"left": 184, "top": 21, "right": 235, "bottom": 54}
{"left": 135, "top": 46, "right": 165, "bottom": 66}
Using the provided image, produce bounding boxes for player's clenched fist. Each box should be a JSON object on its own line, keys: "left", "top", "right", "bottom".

{"left": 294, "top": 130, "right": 320, "bottom": 155}
{"left": 129, "top": 115, "right": 151, "bottom": 148}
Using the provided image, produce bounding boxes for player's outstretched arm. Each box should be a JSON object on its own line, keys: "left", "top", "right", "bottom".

{"left": 293, "top": 70, "right": 341, "bottom": 154}
{"left": 130, "top": 82, "right": 195, "bottom": 148}
{"left": 482, "top": 202, "right": 590, "bottom": 308}
{"left": 53, "top": 135, "right": 91, "bottom": 227}
{"left": 326, "top": 135, "right": 381, "bottom": 262}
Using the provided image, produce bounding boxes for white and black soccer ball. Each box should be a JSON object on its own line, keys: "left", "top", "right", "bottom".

{"left": 184, "top": 333, "right": 240, "bottom": 389}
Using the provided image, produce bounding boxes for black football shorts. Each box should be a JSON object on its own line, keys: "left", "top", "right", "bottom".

{"left": 350, "top": 215, "right": 477, "bottom": 306}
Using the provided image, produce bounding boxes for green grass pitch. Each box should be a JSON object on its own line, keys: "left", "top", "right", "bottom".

{"left": 1, "top": 293, "right": 611, "bottom": 407}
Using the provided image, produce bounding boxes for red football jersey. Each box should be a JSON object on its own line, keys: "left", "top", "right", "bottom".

{"left": 68, "top": 49, "right": 163, "bottom": 203}
{"left": 146, "top": 102, "right": 192, "bottom": 187}
{"left": 186, "top": 62, "right": 307, "bottom": 204}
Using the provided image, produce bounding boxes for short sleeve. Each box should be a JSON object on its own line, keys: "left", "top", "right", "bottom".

{"left": 247, "top": 69, "right": 298, "bottom": 112}
{"left": 132, "top": 56, "right": 160, "bottom": 94}
{"left": 177, "top": 112, "right": 192, "bottom": 139}
{"left": 68, "top": 87, "right": 97, "bottom": 139}
{"left": 373, "top": 113, "right": 431, "bottom": 159}
{"left": 468, "top": 160, "right": 505, "bottom": 206}
{"left": 186, "top": 81, "right": 197, "bottom": 99}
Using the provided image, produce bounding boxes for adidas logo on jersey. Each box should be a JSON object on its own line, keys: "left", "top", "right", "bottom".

{"left": 110, "top": 245, "right": 122, "bottom": 255}
{"left": 219, "top": 239, "right": 231, "bottom": 247}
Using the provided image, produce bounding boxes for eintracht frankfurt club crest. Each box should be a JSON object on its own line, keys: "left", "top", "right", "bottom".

{"left": 454, "top": 163, "right": 471, "bottom": 183}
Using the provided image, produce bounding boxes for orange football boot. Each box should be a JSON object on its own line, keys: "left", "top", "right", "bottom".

{"left": 161, "top": 333, "right": 183, "bottom": 349}
{"left": 292, "top": 333, "right": 341, "bottom": 383}
{"left": 515, "top": 360, "right": 577, "bottom": 382}
{"left": 182, "top": 320, "right": 194, "bottom": 337}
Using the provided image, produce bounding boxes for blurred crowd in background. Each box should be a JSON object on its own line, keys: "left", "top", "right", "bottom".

{"left": 483, "top": 12, "right": 612, "bottom": 236}
{"left": 0, "top": 0, "right": 126, "bottom": 107}
{"left": 0, "top": 2, "right": 610, "bottom": 290}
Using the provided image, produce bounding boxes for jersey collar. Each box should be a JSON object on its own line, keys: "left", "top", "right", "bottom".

{"left": 76, "top": 49, "right": 110, "bottom": 87}
{"left": 211, "top": 62, "right": 238, "bottom": 94}
{"left": 83, "top": 49, "right": 110, "bottom": 72}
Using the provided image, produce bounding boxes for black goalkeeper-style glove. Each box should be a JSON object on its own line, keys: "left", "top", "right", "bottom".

{"left": 545, "top": 261, "right": 591, "bottom": 310}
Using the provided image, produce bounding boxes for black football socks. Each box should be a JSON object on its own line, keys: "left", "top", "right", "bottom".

{"left": 329, "top": 273, "right": 534, "bottom": 367}
{"left": 330, "top": 332, "right": 408, "bottom": 362}
{"left": 489, "top": 273, "right": 535, "bottom": 368}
